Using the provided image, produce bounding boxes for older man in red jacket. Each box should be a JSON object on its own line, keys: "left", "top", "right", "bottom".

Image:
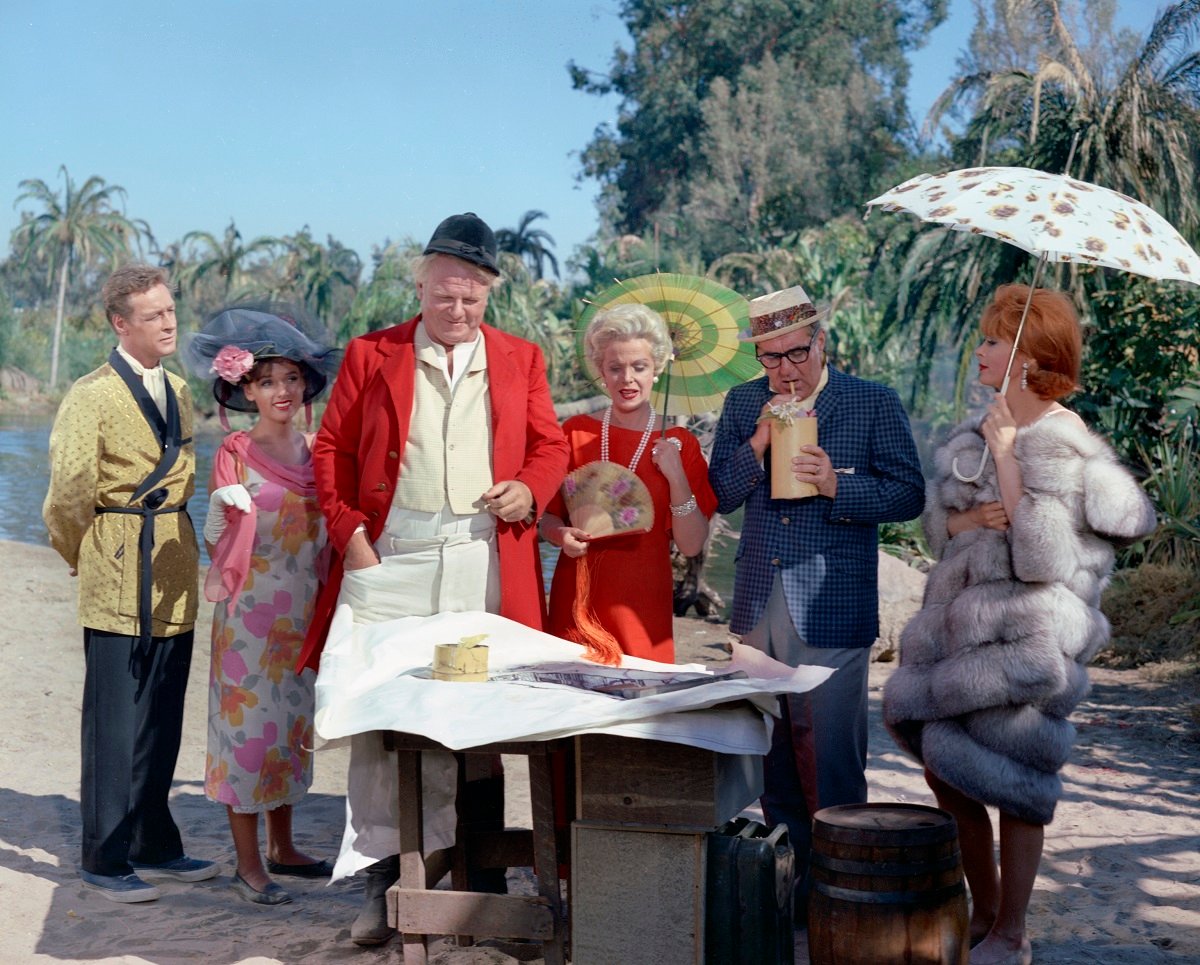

{"left": 299, "top": 213, "right": 568, "bottom": 945}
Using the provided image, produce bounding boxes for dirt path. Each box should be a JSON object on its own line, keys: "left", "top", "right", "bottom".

{"left": 1, "top": 540, "right": 1196, "bottom": 963}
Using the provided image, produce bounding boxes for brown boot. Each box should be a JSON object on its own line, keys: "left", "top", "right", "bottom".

{"left": 351, "top": 855, "right": 398, "bottom": 946}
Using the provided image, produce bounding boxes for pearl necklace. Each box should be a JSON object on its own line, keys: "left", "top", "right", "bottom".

{"left": 601, "top": 405, "right": 655, "bottom": 473}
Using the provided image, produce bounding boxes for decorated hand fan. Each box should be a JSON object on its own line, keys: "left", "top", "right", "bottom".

{"left": 561, "top": 461, "right": 654, "bottom": 539}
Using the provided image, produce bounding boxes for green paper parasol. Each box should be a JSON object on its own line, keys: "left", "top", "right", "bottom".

{"left": 577, "top": 272, "right": 756, "bottom": 417}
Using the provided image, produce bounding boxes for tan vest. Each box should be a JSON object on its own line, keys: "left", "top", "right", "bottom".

{"left": 395, "top": 326, "right": 495, "bottom": 514}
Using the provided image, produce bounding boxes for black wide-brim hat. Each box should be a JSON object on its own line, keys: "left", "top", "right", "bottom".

{"left": 182, "top": 305, "right": 342, "bottom": 412}
{"left": 423, "top": 211, "right": 500, "bottom": 275}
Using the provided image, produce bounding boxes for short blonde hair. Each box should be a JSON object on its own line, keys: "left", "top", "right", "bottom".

{"left": 584, "top": 303, "right": 672, "bottom": 375}
{"left": 412, "top": 252, "right": 504, "bottom": 290}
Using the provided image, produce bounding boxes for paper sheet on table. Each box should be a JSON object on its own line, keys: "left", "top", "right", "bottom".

{"left": 315, "top": 606, "right": 834, "bottom": 754}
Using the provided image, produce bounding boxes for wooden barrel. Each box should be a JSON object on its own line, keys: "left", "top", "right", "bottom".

{"left": 807, "top": 803, "right": 968, "bottom": 965}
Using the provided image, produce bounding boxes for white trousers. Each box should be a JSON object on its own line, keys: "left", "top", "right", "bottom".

{"left": 335, "top": 507, "right": 500, "bottom": 878}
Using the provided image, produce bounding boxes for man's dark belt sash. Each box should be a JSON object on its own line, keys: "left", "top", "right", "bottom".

{"left": 104, "top": 348, "right": 191, "bottom": 654}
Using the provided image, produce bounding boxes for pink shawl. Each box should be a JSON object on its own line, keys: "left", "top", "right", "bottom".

{"left": 205, "top": 430, "right": 320, "bottom": 614}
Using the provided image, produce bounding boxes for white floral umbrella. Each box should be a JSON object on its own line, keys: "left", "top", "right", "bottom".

{"left": 867, "top": 166, "right": 1200, "bottom": 283}
{"left": 867, "top": 165, "right": 1200, "bottom": 478}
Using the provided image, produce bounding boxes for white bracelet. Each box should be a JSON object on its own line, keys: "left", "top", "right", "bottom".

{"left": 670, "top": 495, "right": 698, "bottom": 518}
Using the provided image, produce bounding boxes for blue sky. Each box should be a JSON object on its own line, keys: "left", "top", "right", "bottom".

{"left": 0, "top": 1, "right": 1161, "bottom": 275}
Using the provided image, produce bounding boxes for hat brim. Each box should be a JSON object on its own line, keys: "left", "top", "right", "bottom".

{"left": 423, "top": 242, "right": 500, "bottom": 275}
{"left": 213, "top": 363, "right": 328, "bottom": 412}
{"left": 739, "top": 307, "right": 829, "bottom": 344}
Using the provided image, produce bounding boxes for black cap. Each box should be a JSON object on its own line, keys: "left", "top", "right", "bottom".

{"left": 423, "top": 212, "right": 499, "bottom": 275}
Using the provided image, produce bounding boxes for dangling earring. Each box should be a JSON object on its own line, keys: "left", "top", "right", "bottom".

{"left": 653, "top": 376, "right": 659, "bottom": 384}
{"left": 1020, "top": 361, "right": 1029, "bottom": 391}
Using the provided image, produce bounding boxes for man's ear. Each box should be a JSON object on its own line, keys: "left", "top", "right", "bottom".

{"left": 110, "top": 314, "right": 127, "bottom": 336}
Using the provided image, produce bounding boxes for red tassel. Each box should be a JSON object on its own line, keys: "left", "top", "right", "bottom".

{"left": 568, "top": 551, "right": 623, "bottom": 666}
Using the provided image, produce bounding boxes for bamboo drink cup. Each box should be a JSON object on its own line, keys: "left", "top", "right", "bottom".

{"left": 770, "top": 405, "right": 818, "bottom": 499}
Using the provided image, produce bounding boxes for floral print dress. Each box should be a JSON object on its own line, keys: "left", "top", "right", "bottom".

{"left": 204, "top": 456, "right": 323, "bottom": 813}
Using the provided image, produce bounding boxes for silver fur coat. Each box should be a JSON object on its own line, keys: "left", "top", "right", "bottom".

{"left": 882, "top": 412, "right": 1157, "bottom": 824}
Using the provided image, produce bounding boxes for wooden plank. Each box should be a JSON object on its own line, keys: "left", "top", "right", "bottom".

{"left": 528, "top": 750, "right": 567, "bottom": 965}
{"left": 463, "top": 828, "right": 534, "bottom": 869}
{"left": 391, "top": 889, "right": 556, "bottom": 940}
{"left": 576, "top": 735, "right": 761, "bottom": 827}
{"left": 384, "top": 732, "right": 572, "bottom": 757}
{"left": 395, "top": 749, "right": 428, "bottom": 965}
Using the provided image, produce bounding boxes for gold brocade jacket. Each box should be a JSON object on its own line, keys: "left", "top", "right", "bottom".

{"left": 42, "top": 362, "right": 199, "bottom": 637}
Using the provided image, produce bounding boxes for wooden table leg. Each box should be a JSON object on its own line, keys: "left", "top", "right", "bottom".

{"left": 396, "top": 748, "right": 427, "bottom": 965}
{"left": 528, "top": 750, "right": 566, "bottom": 965}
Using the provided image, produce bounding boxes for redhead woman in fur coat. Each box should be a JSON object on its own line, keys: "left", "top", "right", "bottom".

{"left": 883, "top": 285, "right": 1156, "bottom": 965}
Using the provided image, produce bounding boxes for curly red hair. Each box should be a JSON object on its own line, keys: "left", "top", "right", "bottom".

{"left": 980, "top": 284, "right": 1081, "bottom": 400}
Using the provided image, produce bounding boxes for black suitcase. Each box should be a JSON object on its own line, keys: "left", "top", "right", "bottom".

{"left": 706, "top": 817, "right": 796, "bottom": 965}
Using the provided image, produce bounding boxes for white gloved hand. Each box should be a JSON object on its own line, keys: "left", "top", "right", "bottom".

{"left": 203, "top": 484, "right": 253, "bottom": 544}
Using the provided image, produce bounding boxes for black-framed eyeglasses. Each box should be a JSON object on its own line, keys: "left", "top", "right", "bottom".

{"left": 756, "top": 340, "right": 816, "bottom": 369}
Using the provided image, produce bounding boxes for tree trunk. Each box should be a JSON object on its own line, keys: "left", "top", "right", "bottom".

{"left": 49, "top": 258, "right": 69, "bottom": 389}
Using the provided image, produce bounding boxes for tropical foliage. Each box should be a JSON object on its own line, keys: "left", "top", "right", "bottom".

{"left": 878, "top": 0, "right": 1200, "bottom": 427}
{"left": 177, "top": 220, "right": 281, "bottom": 310}
{"left": 11, "top": 167, "right": 142, "bottom": 387}
{"left": 497, "top": 210, "right": 560, "bottom": 280}
{"left": 570, "top": 0, "right": 947, "bottom": 251}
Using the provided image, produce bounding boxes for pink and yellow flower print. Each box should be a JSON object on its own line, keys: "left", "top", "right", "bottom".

{"left": 204, "top": 460, "right": 322, "bottom": 814}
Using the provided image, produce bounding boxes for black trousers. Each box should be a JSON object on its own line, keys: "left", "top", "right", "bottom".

{"left": 80, "top": 628, "right": 193, "bottom": 876}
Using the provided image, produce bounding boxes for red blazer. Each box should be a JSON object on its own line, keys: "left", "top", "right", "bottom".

{"left": 297, "top": 316, "right": 569, "bottom": 671}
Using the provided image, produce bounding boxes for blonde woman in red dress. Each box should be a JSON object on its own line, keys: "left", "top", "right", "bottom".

{"left": 541, "top": 303, "right": 717, "bottom": 663}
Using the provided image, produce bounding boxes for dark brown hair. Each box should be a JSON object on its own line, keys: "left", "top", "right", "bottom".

{"left": 243, "top": 356, "right": 308, "bottom": 385}
{"left": 981, "top": 284, "right": 1082, "bottom": 400}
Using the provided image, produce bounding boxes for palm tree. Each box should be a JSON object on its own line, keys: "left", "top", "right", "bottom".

{"left": 496, "top": 210, "right": 560, "bottom": 280}
{"left": 178, "top": 220, "right": 280, "bottom": 303}
{"left": 277, "top": 228, "right": 362, "bottom": 321}
{"left": 884, "top": 0, "right": 1200, "bottom": 406}
{"left": 11, "top": 166, "right": 139, "bottom": 387}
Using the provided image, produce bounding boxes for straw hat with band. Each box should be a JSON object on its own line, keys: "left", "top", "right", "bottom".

{"left": 740, "top": 285, "right": 829, "bottom": 343}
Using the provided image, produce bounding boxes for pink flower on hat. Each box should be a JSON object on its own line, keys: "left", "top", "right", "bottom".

{"left": 212, "top": 345, "right": 255, "bottom": 384}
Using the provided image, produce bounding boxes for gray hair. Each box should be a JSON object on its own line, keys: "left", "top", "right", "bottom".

{"left": 584, "top": 303, "right": 673, "bottom": 375}
{"left": 411, "top": 252, "right": 504, "bottom": 290}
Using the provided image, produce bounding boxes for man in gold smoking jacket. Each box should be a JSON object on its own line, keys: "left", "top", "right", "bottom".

{"left": 43, "top": 264, "right": 216, "bottom": 903}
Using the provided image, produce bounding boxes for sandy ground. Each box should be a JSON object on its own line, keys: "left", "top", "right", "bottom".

{"left": 1, "top": 538, "right": 1197, "bottom": 964}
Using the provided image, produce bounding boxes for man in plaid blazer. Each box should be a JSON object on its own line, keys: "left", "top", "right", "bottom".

{"left": 710, "top": 285, "right": 924, "bottom": 916}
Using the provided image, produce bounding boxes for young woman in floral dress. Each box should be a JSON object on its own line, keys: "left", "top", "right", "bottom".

{"left": 185, "top": 307, "right": 340, "bottom": 905}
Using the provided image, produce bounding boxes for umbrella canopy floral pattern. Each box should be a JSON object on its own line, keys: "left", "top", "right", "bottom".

{"left": 867, "top": 166, "right": 1200, "bottom": 285}
{"left": 577, "top": 272, "right": 756, "bottom": 417}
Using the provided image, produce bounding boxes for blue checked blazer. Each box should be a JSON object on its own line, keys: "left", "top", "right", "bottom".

{"left": 710, "top": 366, "right": 925, "bottom": 647}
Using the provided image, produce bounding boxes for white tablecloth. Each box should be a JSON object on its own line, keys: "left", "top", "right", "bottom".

{"left": 314, "top": 605, "right": 834, "bottom": 878}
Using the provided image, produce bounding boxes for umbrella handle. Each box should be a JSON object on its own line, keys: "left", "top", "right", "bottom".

{"left": 659, "top": 363, "right": 672, "bottom": 433}
{"left": 952, "top": 446, "right": 990, "bottom": 483}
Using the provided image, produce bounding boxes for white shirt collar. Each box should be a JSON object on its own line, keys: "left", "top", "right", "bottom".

{"left": 116, "top": 345, "right": 167, "bottom": 415}
{"left": 415, "top": 323, "right": 482, "bottom": 391}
